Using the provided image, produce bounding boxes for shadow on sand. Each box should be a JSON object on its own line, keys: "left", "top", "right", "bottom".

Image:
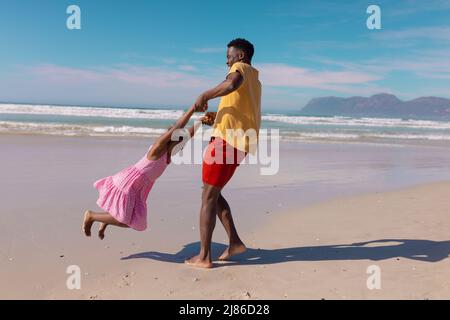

{"left": 121, "top": 239, "right": 450, "bottom": 267}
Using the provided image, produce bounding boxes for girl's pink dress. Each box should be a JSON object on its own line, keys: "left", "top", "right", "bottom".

{"left": 93, "top": 147, "right": 170, "bottom": 231}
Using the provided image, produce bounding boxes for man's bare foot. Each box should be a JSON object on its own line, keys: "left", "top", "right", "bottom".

{"left": 184, "top": 255, "right": 213, "bottom": 268}
{"left": 98, "top": 223, "right": 107, "bottom": 240}
{"left": 83, "top": 210, "right": 94, "bottom": 237}
{"left": 218, "top": 242, "right": 247, "bottom": 261}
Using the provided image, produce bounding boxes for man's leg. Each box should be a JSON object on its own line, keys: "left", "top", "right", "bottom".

{"left": 217, "top": 193, "right": 247, "bottom": 260}
{"left": 184, "top": 183, "right": 221, "bottom": 268}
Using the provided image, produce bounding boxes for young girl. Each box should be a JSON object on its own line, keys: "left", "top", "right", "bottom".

{"left": 82, "top": 105, "right": 213, "bottom": 239}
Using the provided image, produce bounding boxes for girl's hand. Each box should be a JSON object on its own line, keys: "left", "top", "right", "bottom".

{"left": 200, "top": 112, "right": 216, "bottom": 126}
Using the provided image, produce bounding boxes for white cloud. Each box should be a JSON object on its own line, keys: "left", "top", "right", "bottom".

{"left": 192, "top": 47, "right": 224, "bottom": 54}
{"left": 178, "top": 65, "right": 198, "bottom": 72}
{"left": 371, "top": 26, "right": 450, "bottom": 42}
{"left": 0, "top": 64, "right": 221, "bottom": 107}
{"left": 257, "top": 63, "right": 384, "bottom": 95}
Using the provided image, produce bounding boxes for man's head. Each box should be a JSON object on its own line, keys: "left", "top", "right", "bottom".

{"left": 226, "top": 38, "right": 254, "bottom": 67}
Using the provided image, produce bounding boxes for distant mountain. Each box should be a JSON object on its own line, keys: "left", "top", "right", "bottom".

{"left": 300, "top": 93, "right": 450, "bottom": 119}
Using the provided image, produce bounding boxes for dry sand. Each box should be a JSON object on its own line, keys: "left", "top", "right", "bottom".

{"left": 52, "top": 181, "right": 450, "bottom": 300}
{"left": 1, "top": 134, "right": 449, "bottom": 299}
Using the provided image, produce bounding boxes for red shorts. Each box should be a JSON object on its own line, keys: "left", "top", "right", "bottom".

{"left": 202, "top": 137, "right": 247, "bottom": 189}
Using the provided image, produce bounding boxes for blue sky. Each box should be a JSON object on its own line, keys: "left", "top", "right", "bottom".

{"left": 1, "top": 0, "right": 450, "bottom": 111}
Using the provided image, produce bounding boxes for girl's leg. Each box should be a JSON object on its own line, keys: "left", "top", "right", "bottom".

{"left": 98, "top": 223, "right": 107, "bottom": 240}
{"left": 83, "top": 210, "right": 129, "bottom": 239}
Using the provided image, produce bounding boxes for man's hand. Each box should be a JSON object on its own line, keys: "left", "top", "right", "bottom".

{"left": 200, "top": 112, "right": 216, "bottom": 126}
{"left": 194, "top": 94, "right": 208, "bottom": 112}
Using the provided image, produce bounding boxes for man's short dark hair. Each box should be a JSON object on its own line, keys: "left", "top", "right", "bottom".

{"left": 227, "top": 38, "right": 254, "bottom": 61}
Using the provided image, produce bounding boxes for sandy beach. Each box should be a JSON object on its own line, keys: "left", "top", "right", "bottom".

{"left": 1, "top": 134, "right": 450, "bottom": 299}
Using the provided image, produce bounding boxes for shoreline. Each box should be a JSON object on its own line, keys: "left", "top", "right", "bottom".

{"left": 1, "top": 131, "right": 450, "bottom": 149}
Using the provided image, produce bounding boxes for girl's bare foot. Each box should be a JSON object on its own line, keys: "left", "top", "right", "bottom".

{"left": 184, "top": 255, "right": 213, "bottom": 268}
{"left": 218, "top": 242, "right": 247, "bottom": 261}
{"left": 98, "top": 223, "right": 107, "bottom": 240}
{"left": 83, "top": 210, "right": 94, "bottom": 237}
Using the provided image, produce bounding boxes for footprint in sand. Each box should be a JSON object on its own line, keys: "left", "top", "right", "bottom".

{"left": 229, "top": 291, "right": 252, "bottom": 300}
{"left": 118, "top": 271, "right": 135, "bottom": 288}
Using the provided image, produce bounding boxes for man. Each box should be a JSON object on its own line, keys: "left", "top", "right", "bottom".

{"left": 185, "top": 38, "right": 262, "bottom": 268}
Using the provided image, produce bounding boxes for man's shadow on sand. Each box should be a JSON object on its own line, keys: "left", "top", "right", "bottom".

{"left": 121, "top": 239, "right": 450, "bottom": 266}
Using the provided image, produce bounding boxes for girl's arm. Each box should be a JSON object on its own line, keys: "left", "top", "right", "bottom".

{"left": 167, "top": 120, "right": 202, "bottom": 155}
{"left": 167, "top": 112, "right": 216, "bottom": 156}
{"left": 148, "top": 105, "right": 203, "bottom": 160}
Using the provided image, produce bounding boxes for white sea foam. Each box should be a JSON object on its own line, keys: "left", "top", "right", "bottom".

{"left": 2, "top": 121, "right": 450, "bottom": 142}
{"left": 280, "top": 131, "right": 450, "bottom": 141}
{"left": 1, "top": 104, "right": 450, "bottom": 143}
{"left": 2, "top": 104, "right": 449, "bottom": 130}
{"left": 263, "top": 114, "right": 450, "bottom": 130}
{"left": 0, "top": 103, "right": 201, "bottom": 120}
{"left": 0, "top": 121, "right": 166, "bottom": 137}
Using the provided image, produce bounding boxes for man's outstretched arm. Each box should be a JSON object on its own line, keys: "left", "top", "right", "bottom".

{"left": 193, "top": 71, "right": 243, "bottom": 111}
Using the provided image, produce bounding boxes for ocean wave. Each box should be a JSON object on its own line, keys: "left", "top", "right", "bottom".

{"left": 263, "top": 114, "right": 450, "bottom": 130}
{"left": 2, "top": 104, "right": 449, "bottom": 130}
{"left": 0, "top": 121, "right": 166, "bottom": 137}
{"left": 281, "top": 131, "right": 450, "bottom": 141}
{"left": 368, "top": 133, "right": 450, "bottom": 141}
{"left": 2, "top": 121, "right": 450, "bottom": 142}
{"left": 0, "top": 103, "right": 201, "bottom": 120}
